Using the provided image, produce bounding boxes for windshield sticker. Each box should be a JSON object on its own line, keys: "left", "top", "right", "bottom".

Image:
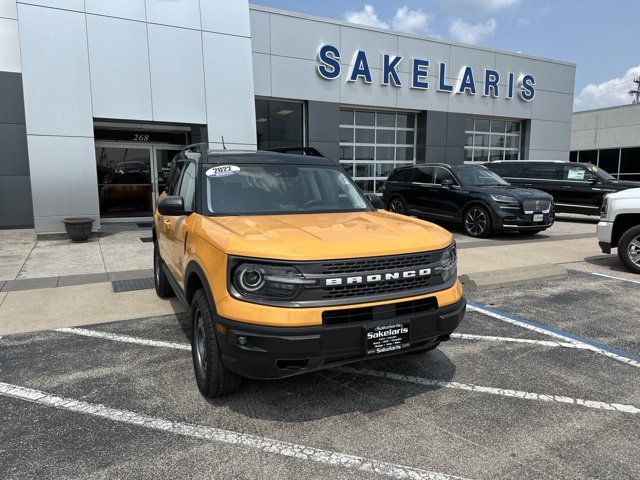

{"left": 206, "top": 165, "right": 240, "bottom": 178}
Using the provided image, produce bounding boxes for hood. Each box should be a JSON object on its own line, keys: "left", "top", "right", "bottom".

{"left": 605, "top": 186, "right": 640, "bottom": 200}
{"left": 467, "top": 185, "right": 551, "bottom": 199}
{"left": 196, "top": 211, "right": 454, "bottom": 261}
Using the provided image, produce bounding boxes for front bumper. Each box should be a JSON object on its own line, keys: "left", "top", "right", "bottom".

{"left": 492, "top": 208, "right": 555, "bottom": 232}
{"left": 597, "top": 221, "right": 614, "bottom": 252}
{"left": 214, "top": 297, "right": 466, "bottom": 380}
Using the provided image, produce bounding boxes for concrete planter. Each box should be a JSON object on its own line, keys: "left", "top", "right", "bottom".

{"left": 62, "top": 217, "right": 94, "bottom": 242}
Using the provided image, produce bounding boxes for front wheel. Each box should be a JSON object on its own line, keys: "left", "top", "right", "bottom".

{"left": 463, "top": 205, "right": 492, "bottom": 238}
{"left": 191, "top": 290, "right": 242, "bottom": 398}
{"left": 618, "top": 225, "right": 640, "bottom": 274}
{"left": 387, "top": 196, "right": 407, "bottom": 215}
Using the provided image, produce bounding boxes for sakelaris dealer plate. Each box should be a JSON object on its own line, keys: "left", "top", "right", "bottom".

{"left": 365, "top": 323, "right": 410, "bottom": 355}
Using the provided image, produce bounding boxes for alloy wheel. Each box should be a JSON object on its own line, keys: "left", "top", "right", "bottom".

{"left": 628, "top": 235, "right": 640, "bottom": 267}
{"left": 465, "top": 208, "right": 487, "bottom": 236}
{"left": 389, "top": 198, "right": 405, "bottom": 214}
{"left": 193, "top": 310, "right": 208, "bottom": 380}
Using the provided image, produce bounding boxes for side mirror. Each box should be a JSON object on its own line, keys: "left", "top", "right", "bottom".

{"left": 587, "top": 175, "right": 600, "bottom": 184}
{"left": 158, "top": 196, "right": 189, "bottom": 216}
{"left": 441, "top": 179, "right": 455, "bottom": 188}
{"left": 365, "top": 193, "right": 385, "bottom": 209}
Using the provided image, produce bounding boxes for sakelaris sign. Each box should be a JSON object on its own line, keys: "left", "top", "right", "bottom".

{"left": 316, "top": 44, "right": 536, "bottom": 102}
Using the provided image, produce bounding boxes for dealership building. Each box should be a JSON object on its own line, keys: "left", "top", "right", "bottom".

{"left": 0, "top": 0, "right": 576, "bottom": 232}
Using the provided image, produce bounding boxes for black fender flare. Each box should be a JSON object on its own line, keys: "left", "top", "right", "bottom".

{"left": 184, "top": 260, "right": 217, "bottom": 314}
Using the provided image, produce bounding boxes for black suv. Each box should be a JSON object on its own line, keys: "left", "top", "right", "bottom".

{"left": 485, "top": 160, "right": 640, "bottom": 215}
{"left": 382, "top": 163, "right": 554, "bottom": 237}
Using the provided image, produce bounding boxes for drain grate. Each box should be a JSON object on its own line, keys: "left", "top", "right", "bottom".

{"left": 139, "top": 237, "right": 153, "bottom": 243}
{"left": 112, "top": 277, "right": 154, "bottom": 293}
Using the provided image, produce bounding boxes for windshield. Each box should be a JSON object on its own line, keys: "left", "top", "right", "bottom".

{"left": 584, "top": 163, "right": 616, "bottom": 182}
{"left": 202, "top": 164, "right": 370, "bottom": 215}
{"left": 453, "top": 166, "right": 510, "bottom": 186}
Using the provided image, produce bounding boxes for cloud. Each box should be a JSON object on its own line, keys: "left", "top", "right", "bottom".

{"left": 443, "top": 0, "right": 519, "bottom": 14}
{"left": 574, "top": 66, "right": 640, "bottom": 111}
{"left": 343, "top": 5, "right": 434, "bottom": 35}
{"left": 448, "top": 18, "right": 497, "bottom": 44}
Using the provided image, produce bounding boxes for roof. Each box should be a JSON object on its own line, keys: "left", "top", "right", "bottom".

{"left": 182, "top": 145, "right": 335, "bottom": 166}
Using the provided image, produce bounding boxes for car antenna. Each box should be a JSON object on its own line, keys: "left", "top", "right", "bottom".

{"left": 221, "top": 136, "right": 227, "bottom": 150}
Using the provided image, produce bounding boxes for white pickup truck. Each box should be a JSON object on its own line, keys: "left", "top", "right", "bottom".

{"left": 597, "top": 188, "right": 640, "bottom": 274}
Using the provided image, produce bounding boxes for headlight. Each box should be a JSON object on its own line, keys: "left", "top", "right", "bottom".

{"left": 232, "top": 263, "right": 315, "bottom": 301}
{"left": 490, "top": 194, "right": 520, "bottom": 209}
{"left": 440, "top": 244, "right": 457, "bottom": 282}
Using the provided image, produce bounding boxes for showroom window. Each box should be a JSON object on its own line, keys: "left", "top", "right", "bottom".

{"left": 464, "top": 117, "right": 521, "bottom": 163}
{"left": 570, "top": 148, "right": 640, "bottom": 180}
{"left": 255, "top": 99, "right": 304, "bottom": 150}
{"left": 339, "top": 108, "right": 417, "bottom": 193}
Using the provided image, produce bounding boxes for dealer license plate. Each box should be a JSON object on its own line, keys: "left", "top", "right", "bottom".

{"left": 533, "top": 213, "right": 544, "bottom": 222}
{"left": 366, "top": 323, "right": 410, "bottom": 355}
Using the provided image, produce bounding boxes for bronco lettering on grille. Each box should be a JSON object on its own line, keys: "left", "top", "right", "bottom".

{"left": 324, "top": 268, "right": 432, "bottom": 287}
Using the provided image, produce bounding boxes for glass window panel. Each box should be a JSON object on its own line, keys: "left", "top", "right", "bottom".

{"left": 255, "top": 99, "right": 269, "bottom": 150}
{"left": 598, "top": 149, "right": 620, "bottom": 175}
{"left": 355, "top": 110, "right": 375, "bottom": 126}
{"left": 506, "top": 121, "right": 520, "bottom": 133}
{"left": 340, "top": 109, "right": 354, "bottom": 125}
{"left": 475, "top": 149, "right": 489, "bottom": 163}
{"left": 377, "top": 112, "right": 395, "bottom": 127}
{"left": 376, "top": 129, "right": 395, "bottom": 144}
{"left": 489, "top": 150, "right": 504, "bottom": 161}
{"left": 340, "top": 162, "right": 354, "bottom": 175}
{"left": 413, "top": 166, "right": 434, "bottom": 183}
{"left": 569, "top": 151, "right": 578, "bottom": 162}
{"left": 375, "top": 180, "right": 386, "bottom": 193}
{"left": 465, "top": 134, "right": 474, "bottom": 147}
{"left": 490, "top": 135, "right": 505, "bottom": 148}
{"left": 396, "top": 130, "right": 414, "bottom": 145}
{"left": 396, "top": 147, "right": 414, "bottom": 161}
{"left": 491, "top": 120, "right": 506, "bottom": 133}
{"left": 355, "top": 128, "right": 375, "bottom": 143}
{"left": 340, "top": 146, "right": 353, "bottom": 160}
{"left": 268, "top": 101, "right": 303, "bottom": 143}
{"left": 619, "top": 174, "right": 640, "bottom": 181}
{"left": 356, "top": 180, "right": 374, "bottom": 193}
{"left": 376, "top": 163, "right": 396, "bottom": 177}
{"left": 465, "top": 118, "right": 474, "bottom": 131}
{"left": 340, "top": 127, "right": 353, "bottom": 143}
{"left": 356, "top": 163, "right": 374, "bottom": 177}
{"left": 355, "top": 146, "right": 374, "bottom": 160}
{"left": 465, "top": 149, "right": 474, "bottom": 162}
{"left": 505, "top": 135, "right": 520, "bottom": 149}
{"left": 475, "top": 119, "right": 490, "bottom": 132}
{"left": 621, "top": 147, "right": 640, "bottom": 173}
{"left": 579, "top": 150, "right": 598, "bottom": 165}
{"left": 504, "top": 152, "right": 519, "bottom": 160}
{"left": 397, "top": 113, "right": 415, "bottom": 128}
{"left": 376, "top": 146, "right": 394, "bottom": 161}
{"left": 474, "top": 134, "right": 490, "bottom": 147}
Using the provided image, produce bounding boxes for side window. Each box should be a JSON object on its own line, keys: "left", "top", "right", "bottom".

{"left": 434, "top": 167, "right": 457, "bottom": 185}
{"left": 167, "top": 161, "right": 185, "bottom": 195}
{"left": 564, "top": 165, "right": 588, "bottom": 181}
{"left": 388, "top": 168, "right": 412, "bottom": 182}
{"left": 412, "top": 166, "right": 435, "bottom": 184}
{"left": 525, "top": 164, "right": 562, "bottom": 180}
{"left": 487, "top": 163, "right": 510, "bottom": 177}
{"left": 177, "top": 162, "right": 197, "bottom": 212}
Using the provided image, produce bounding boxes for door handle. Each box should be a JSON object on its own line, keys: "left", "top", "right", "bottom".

{"left": 523, "top": 183, "right": 532, "bottom": 187}
{"left": 164, "top": 219, "right": 172, "bottom": 230}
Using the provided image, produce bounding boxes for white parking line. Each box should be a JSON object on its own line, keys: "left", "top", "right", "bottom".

{"left": 0, "top": 381, "right": 469, "bottom": 480}
{"left": 55, "top": 327, "right": 191, "bottom": 351}
{"left": 467, "top": 304, "right": 640, "bottom": 369}
{"left": 339, "top": 367, "right": 640, "bottom": 415}
{"left": 451, "top": 333, "right": 588, "bottom": 349}
{"left": 590, "top": 272, "right": 640, "bottom": 285}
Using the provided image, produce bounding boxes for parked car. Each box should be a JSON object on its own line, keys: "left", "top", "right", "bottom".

{"left": 485, "top": 160, "right": 640, "bottom": 215}
{"left": 154, "top": 146, "right": 465, "bottom": 397}
{"left": 382, "top": 163, "right": 554, "bottom": 237}
{"left": 597, "top": 188, "right": 640, "bottom": 274}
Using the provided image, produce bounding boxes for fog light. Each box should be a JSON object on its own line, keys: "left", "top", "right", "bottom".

{"left": 237, "top": 336, "right": 248, "bottom": 346}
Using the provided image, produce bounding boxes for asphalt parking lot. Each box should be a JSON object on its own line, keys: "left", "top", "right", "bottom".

{"left": 1, "top": 261, "right": 638, "bottom": 480}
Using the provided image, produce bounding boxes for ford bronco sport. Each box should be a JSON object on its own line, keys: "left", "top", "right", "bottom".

{"left": 153, "top": 145, "right": 465, "bottom": 397}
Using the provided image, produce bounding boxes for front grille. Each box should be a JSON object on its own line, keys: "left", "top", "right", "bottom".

{"left": 523, "top": 199, "right": 551, "bottom": 212}
{"left": 323, "top": 296, "right": 438, "bottom": 325}
{"left": 323, "top": 275, "right": 433, "bottom": 299}
{"left": 321, "top": 252, "right": 435, "bottom": 274}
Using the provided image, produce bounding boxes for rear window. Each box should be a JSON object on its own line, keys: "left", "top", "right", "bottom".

{"left": 387, "top": 168, "right": 414, "bottom": 182}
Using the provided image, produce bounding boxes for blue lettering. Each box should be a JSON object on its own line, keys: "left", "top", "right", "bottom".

{"left": 520, "top": 74, "right": 536, "bottom": 101}
{"left": 438, "top": 62, "right": 454, "bottom": 92}
{"left": 317, "top": 44, "right": 341, "bottom": 80}
{"left": 507, "top": 73, "right": 515, "bottom": 99}
{"left": 457, "top": 66, "right": 476, "bottom": 95}
{"left": 348, "top": 50, "right": 372, "bottom": 83}
{"left": 411, "top": 59, "right": 429, "bottom": 89}
{"left": 484, "top": 69, "right": 499, "bottom": 97}
{"left": 383, "top": 54, "right": 403, "bottom": 87}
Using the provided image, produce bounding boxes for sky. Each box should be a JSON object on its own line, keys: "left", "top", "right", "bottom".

{"left": 253, "top": 0, "right": 639, "bottom": 111}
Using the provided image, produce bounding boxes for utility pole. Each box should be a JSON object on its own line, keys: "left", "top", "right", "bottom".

{"left": 630, "top": 76, "right": 640, "bottom": 104}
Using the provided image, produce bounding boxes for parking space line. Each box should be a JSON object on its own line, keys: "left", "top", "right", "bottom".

{"left": 467, "top": 302, "right": 640, "bottom": 369}
{"left": 339, "top": 367, "right": 640, "bottom": 415}
{"left": 55, "top": 327, "right": 191, "bottom": 351}
{"left": 590, "top": 272, "right": 640, "bottom": 285}
{"left": 0, "top": 381, "right": 469, "bottom": 480}
{"left": 451, "top": 333, "right": 588, "bottom": 349}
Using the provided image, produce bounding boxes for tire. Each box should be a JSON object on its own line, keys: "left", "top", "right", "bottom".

{"left": 463, "top": 205, "right": 493, "bottom": 238}
{"left": 154, "top": 241, "right": 174, "bottom": 298}
{"left": 617, "top": 225, "right": 640, "bottom": 274}
{"left": 387, "top": 196, "right": 407, "bottom": 215}
{"left": 191, "top": 290, "right": 242, "bottom": 398}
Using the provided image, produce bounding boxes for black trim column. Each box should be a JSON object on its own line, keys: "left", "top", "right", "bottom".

{"left": 307, "top": 101, "right": 340, "bottom": 164}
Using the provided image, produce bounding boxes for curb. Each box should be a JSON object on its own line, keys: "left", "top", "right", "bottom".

{"left": 459, "top": 264, "right": 568, "bottom": 292}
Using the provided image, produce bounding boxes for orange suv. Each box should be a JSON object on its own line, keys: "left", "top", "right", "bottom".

{"left": 153, "top": 145, "right": 465, "bottom": 397}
